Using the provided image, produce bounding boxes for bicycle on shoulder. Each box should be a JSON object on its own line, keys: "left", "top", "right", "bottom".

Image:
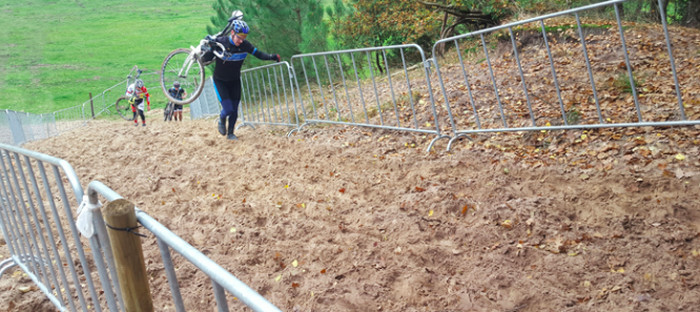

{"left": 159, "top": 10, "right": 243, "bottom": 105}
{"left": 164, "top": 81, "right": 186, "bottom": 121}
{"left": 164, "top": 101, "right": 174, "bottom": 121}
{"left": 115, "top": 66, "right": 143, "bottom": 121}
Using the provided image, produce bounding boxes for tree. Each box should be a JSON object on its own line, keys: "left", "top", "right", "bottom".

{"left": 208, "top": 0, "right": 327, "bottom": 65}
{"left": 417, "top": 0, "right": 507, "bottom": 56}
{"left": 683, "top": 0, "right": 700, "bottom": 27}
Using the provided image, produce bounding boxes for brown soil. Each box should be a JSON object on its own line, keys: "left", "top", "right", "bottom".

{"left": 1, "top": 114, "right": 699, "bottom": 311}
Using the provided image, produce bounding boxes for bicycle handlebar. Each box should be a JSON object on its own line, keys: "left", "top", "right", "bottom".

{"left": 197, "top": 39, "right": 226, "bottom": 59}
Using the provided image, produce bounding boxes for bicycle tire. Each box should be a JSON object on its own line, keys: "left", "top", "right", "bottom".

{"left": 164, "top": 102, "right": 174, "bottom": 121}
{"left": 115, "top": 96, "right": 134, "bottom": 121}
{"left": 160, "top": 48, "right": 206, "bottom": 105}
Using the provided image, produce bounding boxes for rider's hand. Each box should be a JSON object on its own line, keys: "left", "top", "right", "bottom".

{"left": 273, "top": 54, "right": 281, "bottom": 62}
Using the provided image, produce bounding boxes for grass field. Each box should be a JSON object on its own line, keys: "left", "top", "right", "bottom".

{"left": 0, "top": 0, "right": 220, "bottom": 114}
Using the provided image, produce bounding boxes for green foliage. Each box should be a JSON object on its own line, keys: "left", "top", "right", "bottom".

{"left": 0, "top": 0, "right": 212, "bottom": 114}
{"left": 566, "top": 107, "right": 581, "bottom": 125}
{"left": 612, "top": 71, "right": 643, "bottom": 94}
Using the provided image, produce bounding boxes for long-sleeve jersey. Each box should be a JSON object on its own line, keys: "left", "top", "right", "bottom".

{"left": 211, "top": 36, "right": 277, "bottom": 82}
{"left": 126, "top": 84, "right": 150, "bottom": 102}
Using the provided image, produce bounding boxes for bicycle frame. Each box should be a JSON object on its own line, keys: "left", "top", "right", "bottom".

{"left": 126, "top": 65, "right": 143, "bottom": 87}
{"left": 179, "top": 40, "right": 226, "bottom": 78}
{"left": 160, "top": 10, "right": 242, "bottom": 105}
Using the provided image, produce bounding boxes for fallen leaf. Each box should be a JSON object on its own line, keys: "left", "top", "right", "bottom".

{"left": 502, "top": 219, "right": 513, "bottom": 229}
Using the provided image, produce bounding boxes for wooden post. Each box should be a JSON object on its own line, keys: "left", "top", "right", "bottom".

{"left": 89, "top": 92, "right": 95, "bottom": 118}
{"left": 103, "top": 199, "right": 153, "bottom": 312}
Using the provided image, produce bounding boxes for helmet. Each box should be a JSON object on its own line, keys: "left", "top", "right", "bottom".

{"left": 135, "top": 79, "right": 144, "bottom": 88}
{"left": 230, "top": 10, "right": 243, "bottom": 21}
{"left": 173, "top": 81, "right": 180, "bottom": 88}
{"left": 231, "top": 20, "right": 249, "bottom": 37}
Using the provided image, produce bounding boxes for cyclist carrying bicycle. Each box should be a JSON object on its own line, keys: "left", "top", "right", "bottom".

{"left": 167, "top": 81, "right": 186, "bottom": 121}
{"left": 126, "top": 79, "right": 151, "bottom": 126}
{"left": 206, "top": 17, "right": 280, "bottom": 140}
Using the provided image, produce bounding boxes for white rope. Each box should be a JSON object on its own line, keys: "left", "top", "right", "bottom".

{"left": 76, "top": 195, "right": 102, "bottom": 238}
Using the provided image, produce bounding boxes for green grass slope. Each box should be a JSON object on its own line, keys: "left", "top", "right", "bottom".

{"left": 0, "top": 0, "right": 214, "bottom": 114}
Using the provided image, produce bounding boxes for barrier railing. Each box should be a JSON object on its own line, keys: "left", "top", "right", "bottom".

{"left": 431, "top": 0, "right": 697, "bottom": 150}
{"left": 291, "top": 44, "right": 450, "bottom": 150}
{"left": 239, "top": 61, "right": 301, "bottom": 136}
{"left": 0, "top": 142, "right": 282, "bottom": 311}
{"left": 0, "top": 143, "right": 121, "bottom": 311}
{"left": 86, "top": 181, "right": 283, "bottom": 312}
{"left": 189, "top": 77, "right": 221, "bottom": 120}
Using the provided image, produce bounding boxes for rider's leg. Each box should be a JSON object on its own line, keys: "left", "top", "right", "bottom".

{"left": 214, "top": 78, "right": 237, "bottom": 136}
{"left": 226, "top": 79, "right": 243, "bottom": 136}
{"left": 138, "top": 109, "right": 146, "bottom": 125}
{"left": 227, "top": 100, "right": 240, "bottom": 135}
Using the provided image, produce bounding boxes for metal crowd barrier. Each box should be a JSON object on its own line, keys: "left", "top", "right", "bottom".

{"left": 0, "top": 110, "right": 58, "bottom": 146}
{"left": 291, "top": 44, "right": 450, "bottom": 150}
{"left": 239, "top": 61, "right": 301, "bottom": 136}
{"left": 0, "top": 143, "right": 121, "bottom": 311}
{"left": 190, "top": 62, "right": 302, "bottom": 138}
{"left": 431, "top": 0, "right": 696, "bottom": 150}
{"left": 189, "top": 77, "right": 221, "bottom": 120}
{"left": 52, "top": 105, "right": 87, "bottom": 134}
{"left": 0, "top": 143, "right": 282, "bottom": 311}
{"left": 86, "top": 181, "right": 282, "bottom": 312}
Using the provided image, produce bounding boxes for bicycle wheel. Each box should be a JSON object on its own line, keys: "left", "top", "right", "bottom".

{"left": 160, "top": 48, "right": 206, "bottom": 105}
{"left": 115, "top": 96, "right": 134, "bottom": 121}
{"left": 164, "top": 102, "right": 174, "bottom": 121}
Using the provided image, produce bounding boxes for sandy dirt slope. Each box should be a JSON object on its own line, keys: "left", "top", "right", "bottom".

{"left": 1, "top": 113, "right": 698, "bottom": 311}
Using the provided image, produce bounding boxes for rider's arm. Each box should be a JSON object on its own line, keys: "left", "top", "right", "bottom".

{"left": 143, "top": 87, "right": 151, "bottom": 109}
{"left": 246, "top": 42, "right": 280, "bottom": 62}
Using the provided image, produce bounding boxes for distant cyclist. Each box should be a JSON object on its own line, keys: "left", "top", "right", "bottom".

{"left": 167, "top": 81, "right": 187, "bottom": 121}
{"left": 206, "top": 17, "right": 280, "bottom": 140}
{"left": 125, "top": 79, "right": 150, "bottom": 126}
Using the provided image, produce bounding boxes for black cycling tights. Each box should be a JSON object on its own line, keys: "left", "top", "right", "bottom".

{"left": 132, "top": 110, "right": 145, "bottom": 122}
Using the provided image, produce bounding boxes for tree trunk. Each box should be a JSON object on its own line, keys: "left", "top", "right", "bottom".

{"left": 684, "top": 0, "right": 700, "bottom": 27}
{"left": 650, "top": 0, "right": 670, "bottom": 23}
